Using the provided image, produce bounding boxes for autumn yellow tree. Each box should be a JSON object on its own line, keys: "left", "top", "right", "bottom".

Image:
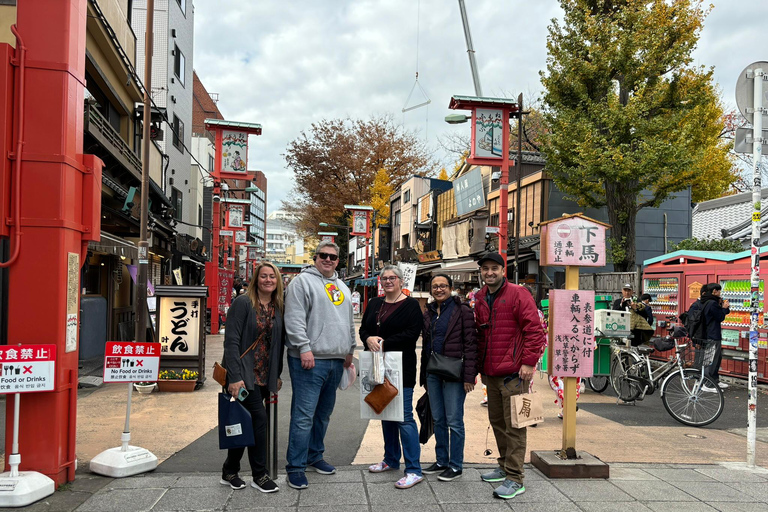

{"left": 437, "top": 168, "right": 449, "bottom": 181}
{"left": 370, "top": 168, "right": 393, "bottom": 226}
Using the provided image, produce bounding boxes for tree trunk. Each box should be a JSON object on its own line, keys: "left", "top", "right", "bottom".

{"left": 605, "top": 181, "right": 637, "bottom": 272}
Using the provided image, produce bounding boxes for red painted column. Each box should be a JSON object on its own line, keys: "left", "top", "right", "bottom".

{"left": 5, "top": 0, "right": 101, "bottom": 484}
{"left": 207, "top": 129, "right": 222, "bottom": 333}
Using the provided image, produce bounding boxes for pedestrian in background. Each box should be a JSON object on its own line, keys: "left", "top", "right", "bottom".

{"left": 420, "top": 273, "right": 477, "bottom": 482}
{"left": 220, "top": 261, "right": 285, "bottom": 493}
{"left": 473, "top": 253, "right": 547, "bottom": 500}
{"left": 701, "top": 283, "right": 730, "bottom": 391}
{"left": 283, "top": 241, "right": 355, "bottom": 490}
{"left": 360, "top": 265, "right": 425, "bottom": 489}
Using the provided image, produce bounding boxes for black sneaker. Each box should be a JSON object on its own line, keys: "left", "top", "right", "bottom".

{"left": 437, "top": 467, "right": 462, "bottom": 482}
{"left": 423, "top": 462, "right": 448, "bottom": 474}
{"left": 220, "top": 473, "right": 246, "bottom": 490}
{"left": 252, "top": 473, "right": 279, "bottom": 493}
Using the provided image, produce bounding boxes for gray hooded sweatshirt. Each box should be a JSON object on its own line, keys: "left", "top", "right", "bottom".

{"left": 284, "top": 266, "right": 356, "bottom": 359}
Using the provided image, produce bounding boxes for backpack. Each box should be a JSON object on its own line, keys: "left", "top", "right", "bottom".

{"left": 682, "top": 301, "right": 707, "bottom": 341}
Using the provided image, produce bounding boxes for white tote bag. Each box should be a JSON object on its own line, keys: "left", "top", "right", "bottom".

{"left": 359, "top": 351, "right": 404, "bottom": 422}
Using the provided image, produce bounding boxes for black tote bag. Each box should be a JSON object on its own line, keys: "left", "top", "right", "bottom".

{"left": 416, "top": 392, "right": 434, "bottom": 444}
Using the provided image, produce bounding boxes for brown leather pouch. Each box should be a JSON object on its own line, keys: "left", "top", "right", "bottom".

{"left": 364, "top": 377, "right": 399, "bottom": 415}
{"left": 212, "top": 362, "right": 227, "bottom": 387}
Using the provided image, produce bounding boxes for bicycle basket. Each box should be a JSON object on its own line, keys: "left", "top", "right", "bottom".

{"left": 679, "top": 339, "right": 717, "bottom": 369}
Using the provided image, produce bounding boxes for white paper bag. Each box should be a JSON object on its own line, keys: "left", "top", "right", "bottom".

{"left": 370, "top": 350, "right": 385, "bottom": 385}
{"left": 359, "top": 351, "right": 404, "bottom": 422}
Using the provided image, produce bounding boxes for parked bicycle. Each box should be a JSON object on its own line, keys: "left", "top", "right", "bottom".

{"left": 608, "top": 317, "right": 724, "bottom": 427}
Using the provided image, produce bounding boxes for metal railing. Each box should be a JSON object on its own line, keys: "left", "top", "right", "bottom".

{"left": 84, "top": 102, "right": 142, "bottom": 180}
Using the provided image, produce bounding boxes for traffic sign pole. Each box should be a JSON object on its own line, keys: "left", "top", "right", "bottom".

{"left": 747, "top": 66, "right": 764, "bottom": 468}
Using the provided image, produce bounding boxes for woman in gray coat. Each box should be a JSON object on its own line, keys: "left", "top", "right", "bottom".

{"left": 220, "top": 261, "right": 285, "bottom": 493}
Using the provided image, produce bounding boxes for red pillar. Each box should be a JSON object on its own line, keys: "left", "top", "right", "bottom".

{"left": 5, "top": 0, "right": 102, "bottom": 484}
{"left": 208, "top": 130, "right": 222, "bottom": 333}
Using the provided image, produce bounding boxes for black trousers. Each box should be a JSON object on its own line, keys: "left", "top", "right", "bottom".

{"left": 705, "top": 340, "right": 723, "bottom": 383}
{"left": 222, "top": 386, "right": 268, "bottom": 478}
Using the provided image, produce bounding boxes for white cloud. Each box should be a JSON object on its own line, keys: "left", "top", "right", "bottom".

{"left": 193, "top": 0, "right": 768, "bottom": 212}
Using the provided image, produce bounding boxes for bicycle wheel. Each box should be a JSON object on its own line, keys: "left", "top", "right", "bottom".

{"left": 610, "top": 352, "right": 642, "bottom": 401}
{"left": 587, "top": 376, "right": 609, "bottom": 393}
{"left": 661, "top": 369, "right": 724, "bottom": 427}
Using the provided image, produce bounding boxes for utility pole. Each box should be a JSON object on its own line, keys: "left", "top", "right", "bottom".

{"left": 137, "top": 0, "right": 155, "bottom": 343}
{"left": 514, "top": 93, "right": 523, "bottom": 284}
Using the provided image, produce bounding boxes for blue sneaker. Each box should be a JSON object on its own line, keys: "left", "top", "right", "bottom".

{"left": 308, "top": 460, "right": 336, "bottom": 475}
{"left": 287, "top": 472, "right": 308, "bottom": 489}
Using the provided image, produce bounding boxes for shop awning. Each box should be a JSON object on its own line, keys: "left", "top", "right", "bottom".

{"left": 88, "top": 232, "right": 138, "bottom": 260}
{"left": 355, "top": 276, "right": 378, "bottom": 286}
{"left": 182, "top": 255, "right": 206, "bottom": 267}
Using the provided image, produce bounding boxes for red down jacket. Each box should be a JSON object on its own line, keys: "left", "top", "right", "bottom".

{"left": 474, "top": 280, "right": 547, "bottom": 377}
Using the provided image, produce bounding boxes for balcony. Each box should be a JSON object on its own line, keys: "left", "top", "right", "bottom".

{"left": 84, "top": 101, "right": 142, "bottom": 181}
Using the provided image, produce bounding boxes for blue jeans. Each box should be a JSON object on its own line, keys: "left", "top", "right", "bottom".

{"left": 426, "top": 373, "right": 466, "bottom": 470}
{"left": 381, "top": 387, "right": 422, "bottom": 476}
{"left": 285, "top": 356, "right": 344, "bottom": 474}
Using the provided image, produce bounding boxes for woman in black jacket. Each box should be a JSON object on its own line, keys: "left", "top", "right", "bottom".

{"left": 220, "top": 262, "right": 285, "bottom": 493}
{"left": 419, "top": 274, "right": 477, "bottom": 481}
{"left": 359, "top": 265, "right": 424, "bottom": 489}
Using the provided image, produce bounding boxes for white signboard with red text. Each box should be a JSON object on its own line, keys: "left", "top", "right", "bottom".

{"left": 103, "top": 342, "right": 161, "bottom": 383}
{"left": 0, "top": 344, "right": 56, "bottom": 393}
{"left": 540, "top": 215, "right": 608, "bottom": 267}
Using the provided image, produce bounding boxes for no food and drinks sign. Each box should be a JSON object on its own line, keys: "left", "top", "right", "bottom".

{"left": 0, "top": 344, "right": 56, "bottom": 393}
{"left": 103, "top": 342, "right": 161, "bottom": 383}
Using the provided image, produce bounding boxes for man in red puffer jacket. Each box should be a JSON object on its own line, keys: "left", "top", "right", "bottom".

{"left": 473, "top": 252, "right": 547, "bottom": 501}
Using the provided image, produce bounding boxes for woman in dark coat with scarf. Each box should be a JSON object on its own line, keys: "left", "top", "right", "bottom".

{"left": 419, "top": 273, "right": 477, "bottom": 481}
{"left": 220, "top": 262, "right": 285, "bottom": 493}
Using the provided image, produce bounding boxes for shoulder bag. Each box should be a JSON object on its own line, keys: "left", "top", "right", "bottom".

{"left": 425, "top": 304, "right": 463, "bottom": 382}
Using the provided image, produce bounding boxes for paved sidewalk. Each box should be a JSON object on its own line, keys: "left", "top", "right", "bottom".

{"left": 7, "top": 462, "right": 767, "bottom": 511}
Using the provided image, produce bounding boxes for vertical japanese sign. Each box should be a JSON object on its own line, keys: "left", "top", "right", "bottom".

{"left": 103, "top": 342, "right": 161, "bottom": 382}
{"left": 549, "top": 290, "right": 595, "bottom": 378}
{"left": 473, "top": 108, "right": 503, "bottom": 158}
{"left": 351, "top": 210, "right": 370, "bottom": 236}
{"left": 540, "top": 216, "right": 607, "bottom": 267}
{"left": 453, "top": 167, "right": 486, "bottom": 216}
{"left": 221, "top": 130, "right": 247, "bottom": 174}
{"left": 158, "top": 297, "right": 202, "bottom": 356}
{"left": 235, "top": 230, "right": 247, "bottom": 244}
{"left": 0, "top": 345, "right": 56, "bottom": 393}
{"left": 66, "top": 252, "right": 79, "bottom": 353}
{"left": 227, "top": 205, "right": 244, "bottom": 228}
{"left": 219, "top": 268, "right": 234, "bottom": 309}
{"left": 397, "top": 262, "right": 418, "bottom": 295}
{"left": 248, "top": 247, "right": 258, "bottom": 260}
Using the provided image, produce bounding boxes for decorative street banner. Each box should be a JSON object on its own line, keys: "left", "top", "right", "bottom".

{"left": 103, "top": 342, "right": 161, "bottom": 383}
{"left": 453, "top": 167, "right": 486, "bottom": 216}
{"left": 397, "top": 262, "right": 417, "bottom": 295}
{"left": 227, "top": 205, "right": 244, "bottom": 228}
{"left": 221, "top": 130, "right": 247, "bottom": 174}
{"left": 548, "top": 289, "right": 595, "bottom": 378}
{"left": 540, "top": 214, "right": 608, "bottom": 267}
{"left": 351, "top": 209, "right": 370, "bottom": 236}
{"left": 159, "top": 297, "right": 202, "bottom": 356}
{"left": 248, "top": 247, "right": 258, "bottom": 260}
{"left": 473, "top": 108, "right": 503, "bottom": 158}
{"left": 235, "top": 230, "right": 247, "bottom": 244}
{"left": 0, "top": 344, "right": 56, "bottom": 393}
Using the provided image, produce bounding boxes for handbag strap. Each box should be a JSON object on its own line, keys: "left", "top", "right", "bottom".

{"left": 239, "top": 329, "right": 267, "bottom": 360}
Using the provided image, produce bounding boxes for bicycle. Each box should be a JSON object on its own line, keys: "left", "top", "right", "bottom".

{"left": 608, "top": 319, "right": 725, "bottom": 427}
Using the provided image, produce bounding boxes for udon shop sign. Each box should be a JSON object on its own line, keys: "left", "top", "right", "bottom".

{"left": 540, "top": 214, "right": 609, "bottom": 267}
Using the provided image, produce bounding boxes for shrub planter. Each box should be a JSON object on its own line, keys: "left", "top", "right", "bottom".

{"left": 156, "top": 380, "right": 196, "bottom": 392}
{"left": 133, "top": 383, "right": 156, "bottom": 394}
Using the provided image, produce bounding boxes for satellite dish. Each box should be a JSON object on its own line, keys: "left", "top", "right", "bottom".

{"left": 735, "top": 61, "right": 768, "bottom": 125}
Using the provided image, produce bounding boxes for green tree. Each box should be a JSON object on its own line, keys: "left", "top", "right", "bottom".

{"left": 669, "top": 237, "right": 745, "bottom": 253}
{"left": 370, "top": 168, "right": 393, "bottom": 227}
{"left": 541, "top": 0, "right": 735, "bottom": 271}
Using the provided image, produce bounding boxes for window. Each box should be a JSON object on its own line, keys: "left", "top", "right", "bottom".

{"left": 172, "top": 115, "right": 184, "bottom": 152}
{"left": 403, "top": 190, "right": 411, "bottom": 204}
{"left": 395, "top": 211, "right": 401, "bottom": 226}
{"left": 198, "top": 205, "right": 202, "bottom": 226}
{"left": 171, "top": 187, "right": 183, "bottom": 220}
{"left": 174, "top": 44, "right": 185, "bottom": 85}
{"left": 208, "top": 154, "right": 214, "bottom": 174}
{"left": 176, "top": 0, "right": 186, "bottom": 15}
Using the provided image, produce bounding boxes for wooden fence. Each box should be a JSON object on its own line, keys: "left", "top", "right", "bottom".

{"left": 577, "top": 268, "right": 642, "bottom": 297}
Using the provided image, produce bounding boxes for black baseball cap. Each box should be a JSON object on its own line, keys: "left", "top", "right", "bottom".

{"left": 477, "top": 252, "right": 505, "bottom": 267}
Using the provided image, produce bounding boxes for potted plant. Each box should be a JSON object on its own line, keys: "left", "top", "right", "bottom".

{"left": 133, "top": 382, "right": 156, "bottom": 394}
{"left": 156, "top": 369, "right": 199, "bottom": 392}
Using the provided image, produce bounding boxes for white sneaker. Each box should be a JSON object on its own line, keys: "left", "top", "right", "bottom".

{"left": 718, "top": 382, "right": 729, "bottom": 389}
{"left": 701, "top": 385, "right": 717, "bottom": 393}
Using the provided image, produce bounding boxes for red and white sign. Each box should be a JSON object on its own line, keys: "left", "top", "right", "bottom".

{"left": 0, "top": 344, "right": 56, "bottom": 393}
{"left": 103, "top": 342, "right": 161, "bottom": 383}
{"left": 541, "top": 215, "right": 607, "bottom": 267}
{"left": 350, "top": 209, "right": 370, "bottom": 236}
{"left": 548, "top": 290, "right": 595, "bottom": 378}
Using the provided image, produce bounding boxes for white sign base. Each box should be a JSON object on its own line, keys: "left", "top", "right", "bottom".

{"left": 0, "top": 454, "right": 54, "bottom": 508}
{"left": 89, "top": 433, "right": 158, "bottom": 478}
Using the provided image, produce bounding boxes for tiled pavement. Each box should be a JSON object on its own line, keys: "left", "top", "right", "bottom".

{"left": 6, "top": 462, "right": 768, "bottom": 511}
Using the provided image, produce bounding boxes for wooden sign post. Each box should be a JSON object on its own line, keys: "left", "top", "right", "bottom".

{"left": 533, "top": 213, "right": 611, "bottom": 477}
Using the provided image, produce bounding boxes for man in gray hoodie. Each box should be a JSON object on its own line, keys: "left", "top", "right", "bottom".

{"left": 284, "top": 241, "right": 355, "bottom": 489}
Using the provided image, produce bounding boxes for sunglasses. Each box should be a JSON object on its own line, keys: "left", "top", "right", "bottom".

{"left": 316, "top": 252, "right": 338, "bottom": 261}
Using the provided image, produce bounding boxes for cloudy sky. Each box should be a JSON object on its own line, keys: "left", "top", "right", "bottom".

{"left": 192, "top": 0, "right": 768, "bottom": 213}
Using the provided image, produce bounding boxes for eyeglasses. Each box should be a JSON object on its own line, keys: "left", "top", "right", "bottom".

{"left": 380, "top": 276, "right": 399, "bottom": 282}
{"left": 316, "top": 252, "right": 338, "bottom": 261}
{"left": 431, "top": 284, "right": 449, "bottom": 290}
